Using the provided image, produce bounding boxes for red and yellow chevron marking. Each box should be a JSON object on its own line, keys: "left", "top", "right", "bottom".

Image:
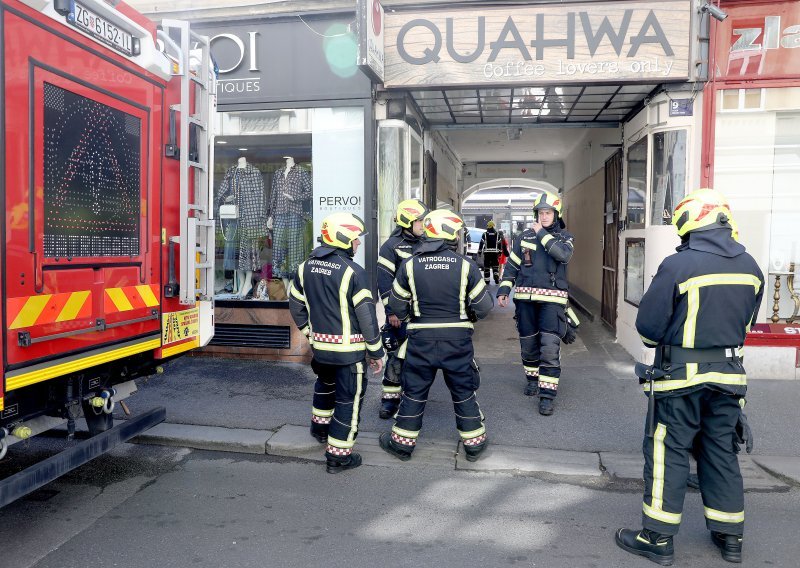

{"left": 7, "top": 290, "right": 92, "bottom": 330}
{"left": 104, "top": 284, "right": 160, "bottom": 313}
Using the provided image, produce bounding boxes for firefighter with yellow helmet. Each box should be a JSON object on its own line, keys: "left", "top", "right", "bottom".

{"left": 615, "top": 188, "right": 764, "bottom": 565}
{"left": 376, "top": 198, "right": 429, "bottom": 419}
{"left": 497, "top": 190, "right": 575, "bottom": 416}
{"left": 379, "top": 209, "right": 493, "bottom": 461}
{"left": 289, "top": 212, "right": 384, "bottom": 474}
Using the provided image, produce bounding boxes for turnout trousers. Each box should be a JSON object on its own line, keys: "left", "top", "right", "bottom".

{"left": 515, "top": 301, "right": 566, "bottom": 399}
{"left": 309, "top": 359, "right": 368, "bottom": 458}
{"left": 642, "top": 388, "right": 744, "bottom": 536}
{"left": 482, "top": 252, "right": 500, "bottom": 283}
{"left": 391, "top": 334, "right": 486, "bottom": 453}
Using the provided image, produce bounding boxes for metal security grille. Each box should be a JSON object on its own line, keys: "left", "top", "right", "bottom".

{"left": 208, "top": 324, "right": 291, "bottom": 349}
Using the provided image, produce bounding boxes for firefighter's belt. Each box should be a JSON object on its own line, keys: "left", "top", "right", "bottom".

{"left": 657, "top": 345, "right": 740, "bottom": 366}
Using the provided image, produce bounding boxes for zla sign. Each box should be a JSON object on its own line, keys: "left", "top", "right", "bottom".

{"left": 383, "top": 0, "right": 691, "bottom": 87}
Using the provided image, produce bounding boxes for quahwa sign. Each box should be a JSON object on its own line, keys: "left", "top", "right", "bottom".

{"left": 382, "top": 0, "right": 691, "bottom": 87}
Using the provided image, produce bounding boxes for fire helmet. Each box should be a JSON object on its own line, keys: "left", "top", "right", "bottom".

{"left": 672, "top": 188, "right": 736, "bottom": 238}
{"left": 423, "top": 209, "right": 464, "bottom": 242}
{"left": 396, "top": 199, "right": 429, "bottom": 229}
{"left": 533, "top": 191, "right": 562, "bottom": 217}
{"left": 320, "top": 212, "right": 366, "bottom": 250}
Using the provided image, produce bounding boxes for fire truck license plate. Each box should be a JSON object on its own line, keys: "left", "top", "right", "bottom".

{"left": 70, "top": 2, "right": 133, "bottom": 56}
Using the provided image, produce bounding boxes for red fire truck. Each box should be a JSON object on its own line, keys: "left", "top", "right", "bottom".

{"left": 0, "top": 0, "right": 215, "bottom": 504}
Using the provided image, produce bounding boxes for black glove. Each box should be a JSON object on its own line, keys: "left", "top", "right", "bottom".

{"left": 467, "top": 308, "right": 478, "bottom": 323}
{"left": 562, "top": 306, "right": 580, "bottom": 344}
{"left": 563, "top": 324, "right": 577, "bottom": 344}
{"left": 734, "top": 410, "right": 754, "bottom": 454}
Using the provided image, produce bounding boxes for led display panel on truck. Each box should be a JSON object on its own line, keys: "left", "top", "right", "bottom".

{"left": 43, "top": 82, "right": 141, "bottom": 258}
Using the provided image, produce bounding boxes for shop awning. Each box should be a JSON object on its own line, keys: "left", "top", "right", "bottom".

{"left": 409, "top": 83, "right": 658, "bottom": 127}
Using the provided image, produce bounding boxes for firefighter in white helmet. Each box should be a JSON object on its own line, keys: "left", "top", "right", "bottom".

{"left": 376, "top": 199, "right": 429, "bottom": 420}
{"left": 379, "top": 210, "right": 493, "bottom": 462}
{"left": 289, "top": 212, "right": 384, "bottom": 474}
{"left": 497, "top": 190, "right": 575, "bottom": 416}
{"left": 615, "top": 188, "right": 763, "bottom": 565}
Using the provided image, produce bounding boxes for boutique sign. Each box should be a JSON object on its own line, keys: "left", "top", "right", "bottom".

{"left": 382, "top": 1, "right": 691, "bottom": 87}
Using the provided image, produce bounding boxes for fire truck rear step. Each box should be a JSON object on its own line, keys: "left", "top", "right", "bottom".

{"left": 0, "top": 406, "right": 166, "bottom": 509}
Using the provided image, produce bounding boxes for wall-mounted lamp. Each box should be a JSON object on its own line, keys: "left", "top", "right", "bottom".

{"left": 700, "top": 3, "right": 728, "bottom": 22}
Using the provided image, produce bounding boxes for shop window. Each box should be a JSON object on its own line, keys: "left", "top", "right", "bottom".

{"left": 719, "top": 88, "right": 766, "bottom": 112}
{"left": 624, "top": 238, "right": 646, "bottom": 306}
{"left": 714, "top": 87, "right": 800, "bottom": 323}
{"left": 377, "top": 120, "right": 423, "bottom": 245}
{"left": 213, "top": 107, "right": 364, "bottom": 302}
{"left": 625, "top": 137, "right": 648, "bottom": 229}
{"left": 650, "top": 130, "right": 688, "bottom": 226}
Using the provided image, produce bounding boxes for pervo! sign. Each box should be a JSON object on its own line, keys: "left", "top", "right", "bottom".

{"left": 383, "top": 0, "right": 691, "bottom": 87}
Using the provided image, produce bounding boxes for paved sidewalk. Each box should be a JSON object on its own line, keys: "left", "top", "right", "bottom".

{"left": 130, "top": 422, "right": 800, "bottom": 490}
{"left": 118, "top": 284, "right": 800, "bottom": 484}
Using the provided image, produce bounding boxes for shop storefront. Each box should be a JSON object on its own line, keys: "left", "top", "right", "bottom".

{"left": 701, "top": 0, "right": 800, "bottom": 377}
{"left": 195, "top": 15, "right": 374, "bottom": 361}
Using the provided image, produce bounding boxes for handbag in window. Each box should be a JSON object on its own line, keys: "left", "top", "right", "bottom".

{"left": 219, "top": 203, "right": 238, "bottom": 219}
{"left": 219, "top": 171, "right": 240, "bottom": 219}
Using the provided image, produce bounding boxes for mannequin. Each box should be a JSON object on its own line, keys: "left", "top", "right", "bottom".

{"left": 269, "top": 156, "right": 312, "bottom": 293}
{"left": 235, "top": 156, "right": 252, "bottom": 297}
{"left": 215, "top": 155, "right": 267, "bottom": 299}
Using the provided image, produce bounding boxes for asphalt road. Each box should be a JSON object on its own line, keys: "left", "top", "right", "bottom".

{"left": 1, "top": 443, "right": 798, "bottom": 568}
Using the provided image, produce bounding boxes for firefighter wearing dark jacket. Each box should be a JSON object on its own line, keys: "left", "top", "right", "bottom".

{"left": 289, "top": 212, "right": 385, "bottom": 474}
{"left": 379, "top": 210, "right": 494, "bottom": 462}
{"left": 479, "top": 221, "right": 502, "bottom": 284}
{"left": 497, "top": 191, "right": 574, "bottom": 416}
{"left": 615, "top": 188, "right": 764, "bottom": 566}
{"left": 377, "top": 199, "right": 429, "bottom": 420}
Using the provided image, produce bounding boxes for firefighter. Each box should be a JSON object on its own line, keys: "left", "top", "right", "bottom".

{"left": 615, "top": 188, "right": 764, "bottom": 565}
{"left": 479, "top": 220, "right": 501, "bottom": 284}
{"left": 288, "top": 212, "right": 385, "bottom": 474}
{"left": 377, "top": 198, "right": 429, "bottom": 420}
{"left": 497, "top": 191, "right": 574, "bottom": 416}
{"left": 379, "top": 210, "right": 494, "bottom": 461}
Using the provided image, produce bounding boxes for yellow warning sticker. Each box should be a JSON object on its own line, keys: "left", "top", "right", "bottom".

{"left": 162, "top": 307, "right": 200, "bottom": 345}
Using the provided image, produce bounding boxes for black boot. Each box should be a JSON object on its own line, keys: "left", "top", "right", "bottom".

{"left": 524, "top": 380, "right": 539, "bottom": 397}
{"left": 310, "top": 423, "right": 328, "bottom": 444}
{"left": 379, "top": 432, "right": 412, "bottom": 461}
{"left": 379, "top": 398, "right": 400, "bottom": 420}
{"left": 538, "top": 397, "right": 554, "bottom": 416}
{"left": 686, "top": 473, "right": 700, "bottom": 489}
{"left": 463, "top": 439, "right": 489, "bottom": 462}
{"left": 711, "top": 532, "right": 742, "bottom": 563}
{"left": 325, "top": 452, "right": 362, "bottom": 474}
{"left": 615, "top": 528, "right": 674, "bottom": 566}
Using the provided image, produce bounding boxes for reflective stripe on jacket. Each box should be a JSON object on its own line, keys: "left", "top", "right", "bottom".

{"left": 289, "top": 245, "right": 385, "bottom": 365}
{"left": 635, "top": 229, "right": 764, "bottom": 396}
{"left": 377, "top": 227, "right": 419, "bottom": 315}
{"left": 389, "top": 239, "right": 493, "bottom": 338}
{"left": 497, "top": 225, "right": 574, "bottom": 301}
